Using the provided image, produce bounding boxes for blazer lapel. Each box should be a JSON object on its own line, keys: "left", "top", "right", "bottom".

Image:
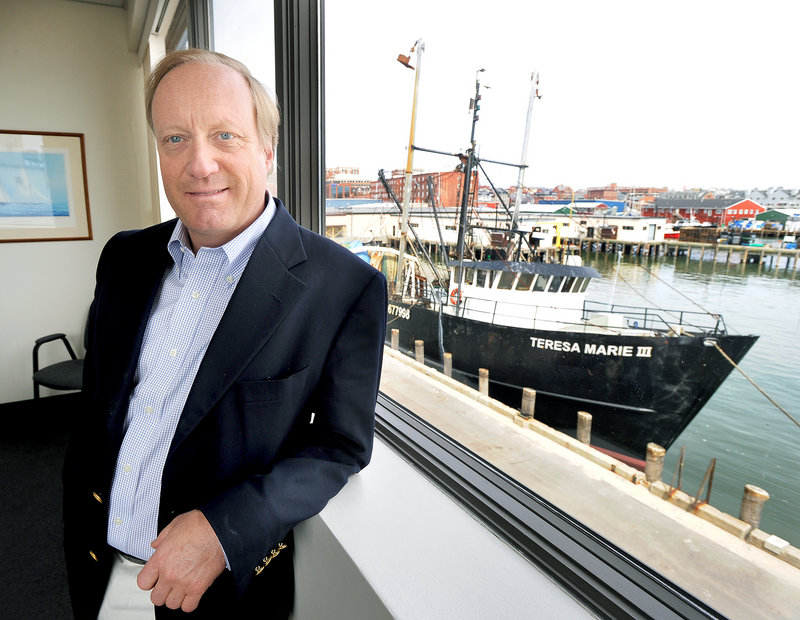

{"left": 168, "top": 201, "right": 308, "bottom": 455}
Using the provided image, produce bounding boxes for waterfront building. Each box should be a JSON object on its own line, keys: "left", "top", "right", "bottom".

{"left": 644, "top": 197, "right": 763, "bottom": 226}
{"left": 369, "top": 168, "right": 478, "bottom": 209}
{"left": 325, "top": 166, "right": 374, "bottom": 199}
{"left": 748, "top": 187, "right": 800, "bottom": 209}
{"left": 720, "top": 199, "right": 767, "bottom": 226}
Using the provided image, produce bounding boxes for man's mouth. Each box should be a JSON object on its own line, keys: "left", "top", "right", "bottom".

{"left": 188, "top": 188, "right": 227, "bottom": 196}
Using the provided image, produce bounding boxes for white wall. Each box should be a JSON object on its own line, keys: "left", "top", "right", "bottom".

{"left": 294, "top": 439, "right": 595, "bottom": 619}
{"left": 0, "top": 0, "right": 156, "bottom": 403}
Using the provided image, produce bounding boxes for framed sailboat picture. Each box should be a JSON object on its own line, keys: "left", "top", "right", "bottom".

{"left": 0, "top": 130, "right": 92, "bottom": 242}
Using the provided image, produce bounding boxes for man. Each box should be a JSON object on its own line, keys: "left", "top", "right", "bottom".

{"left": 63, "top": 49, "right": 387, "bottom": 619}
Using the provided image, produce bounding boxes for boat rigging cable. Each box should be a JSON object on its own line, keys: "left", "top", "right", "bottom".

{"left": 378, "top": 169, "right": 447, "bottom": 361}
{"left": 621, "top": 263, "right": 799, "bottom": 429}
{"left": 707, "top": 340, "right": 800, "bottom": 429}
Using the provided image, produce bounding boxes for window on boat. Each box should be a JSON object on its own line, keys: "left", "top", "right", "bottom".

{"left": 532, "top": 275, "right": 549, "bottom": 292}
{"left": 497, "top": 270, "right": 517, "bottom": 290}
{"left": 548, "top": 275, "right": 564, "bottom": 292}
{"left": 579, "top": 278, "right": 591, "bottom": 293}
{"left": 516, "top": 272, "right": 535, "bottom": 291}
{"left": 464, "top": 267, "right": 476, "bottom": 285}
{"left": 475, "top": 270, "right": 488, "bottom": 288}
{"left": 563, "top": 276, "right": 577, "bottom": 293}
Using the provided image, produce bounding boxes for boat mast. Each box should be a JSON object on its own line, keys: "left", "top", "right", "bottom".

{"left": 456, "top": 69, "right": 485, "bottom": 263}
{"left": 511, "top": 72, "right": 540, "bottom": 231}
{"left": 395, "top": 39, "right": 425, "bottom": 297}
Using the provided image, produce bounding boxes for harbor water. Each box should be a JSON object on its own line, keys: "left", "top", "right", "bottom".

{"left": 583, "top": 249, "right": 800, "bottom": 548}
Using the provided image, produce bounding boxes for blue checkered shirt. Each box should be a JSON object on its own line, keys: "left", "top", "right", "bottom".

{"left": 106, "top": 196, "right": 275, "bottom": 562}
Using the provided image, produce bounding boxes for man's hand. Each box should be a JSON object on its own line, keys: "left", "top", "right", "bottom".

{"left": 137, "top": 509, "right": 226, "bottom": 613}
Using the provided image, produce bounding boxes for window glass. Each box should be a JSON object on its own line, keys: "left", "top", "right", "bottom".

{"left": 497, "top": 271, "right": 517, "bottom": 290}
{"left": 547, "top": 275, "right": 564, "bottom": 292}
{"left": 475, "top": 270, "right": 488, "bottom": 288}
{"left": 211, "top": 0, "right": 277, "bottom": 196}
{"left": 464, "top": 267, "right": 476, "bottom": 285}
{"left": 323, "top": 1, "right": 799, "bottom": 614}
{"left": 516, "top": 272, "right": 534, "bottom": 290}
{"left": 532, "top": 275, "right": 549, "bottom": 292}
{"left": 166, "top": 0, "right": 189, "bottom": 52}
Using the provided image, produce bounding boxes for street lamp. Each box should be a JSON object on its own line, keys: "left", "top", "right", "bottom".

{"left": 395, "top": 39, "right": 424, "bottom": 298}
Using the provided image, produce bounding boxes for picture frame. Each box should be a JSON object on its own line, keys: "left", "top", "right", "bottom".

{"left": 0, "top": 130, "right": 92, "bottom": 242}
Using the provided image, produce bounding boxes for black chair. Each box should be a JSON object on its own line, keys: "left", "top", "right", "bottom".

{"left": 32, "top": 320, "right": 87, "bottom": 399}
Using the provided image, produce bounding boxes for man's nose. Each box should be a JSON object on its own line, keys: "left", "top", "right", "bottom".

{"left": 186, "top": 140, "right": 220, "bottom": 178}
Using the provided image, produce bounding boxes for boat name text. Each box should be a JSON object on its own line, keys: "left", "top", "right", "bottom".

{"left": 529, "top": 337, "right": 653, "bottom": 358}
{"left": 388, "top": 304, "right": 411, "bottom": 320}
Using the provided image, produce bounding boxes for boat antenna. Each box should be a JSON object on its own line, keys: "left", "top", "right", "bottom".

{"left": 455, "top": 68, "right": 485, "bottom": 268}
{"left": 511, "top": 72, "right": 541, "bottom": 231}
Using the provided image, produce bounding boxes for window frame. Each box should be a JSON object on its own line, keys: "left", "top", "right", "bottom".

{"left": 375, "top": 394, "right": 724, "bottom": 620}
{"left": 204, "top": 2, "right": 728, "bottom": 616}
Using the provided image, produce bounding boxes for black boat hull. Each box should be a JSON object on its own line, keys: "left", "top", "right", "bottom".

{"left": 386, "top": 299, "right": 758, "bottom": 462}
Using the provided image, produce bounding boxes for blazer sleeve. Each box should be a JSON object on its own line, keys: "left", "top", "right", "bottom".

{"left": 200, "top": 267, "right": 387, "bottom": 595}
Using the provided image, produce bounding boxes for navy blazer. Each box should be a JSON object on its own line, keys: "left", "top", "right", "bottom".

{"left": 63, "top": 199, "right": 387, "bottom": 619}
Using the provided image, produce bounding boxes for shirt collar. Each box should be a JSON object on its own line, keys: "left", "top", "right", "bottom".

{"left": 167, "top": 192, "right": 276, "bottom": 267}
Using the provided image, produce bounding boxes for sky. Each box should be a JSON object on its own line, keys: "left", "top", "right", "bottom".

{"left": 324, "top": 0, "right": 800, "bottom": 191}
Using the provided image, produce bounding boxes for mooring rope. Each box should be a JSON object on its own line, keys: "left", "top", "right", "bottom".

{"left": 709, "top": 340, "right": 800, "bottom": 429}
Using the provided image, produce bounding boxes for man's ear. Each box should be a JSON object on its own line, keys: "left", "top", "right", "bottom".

{"left": 263, "top": 145, "right": 275, "bottom": 175}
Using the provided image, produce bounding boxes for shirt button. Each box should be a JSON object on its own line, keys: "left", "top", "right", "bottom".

{"left": 123, "top": 465, "right": 132, "bottom": 473}
{"left": 169, "top": 348, "right": 177, "bottom": 357}
{"left": 226, "top": 276, "right": 234, "bottom": 284}
{"left": 145, "top": 406, "right": 154, "bottom": 415}
{"left": 192, "top": 291, "right": 200, "bottom": 299}
{"left": 113, "top": 518, "right": 122, "bottom": 526}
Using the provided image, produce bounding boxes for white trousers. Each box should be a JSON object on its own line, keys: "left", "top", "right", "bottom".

{"left": 97, "top": 552, "right": 155, "bottom": 620}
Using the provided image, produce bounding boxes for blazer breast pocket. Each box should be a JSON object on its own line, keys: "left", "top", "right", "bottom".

{"left": 235, "top": 365, "right": 311, "bottom": 403}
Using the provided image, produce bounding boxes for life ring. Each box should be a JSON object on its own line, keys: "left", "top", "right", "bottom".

{"left": 449, "top": 287, "right": 461, "bottom": 305}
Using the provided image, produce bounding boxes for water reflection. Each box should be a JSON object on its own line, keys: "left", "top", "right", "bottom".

{"left": 583, "top": 250, "right": 800, "bottom": 546}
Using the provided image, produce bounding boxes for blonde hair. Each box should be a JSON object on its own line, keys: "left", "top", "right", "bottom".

{"left": 145, "top": 49, "right": 280, "bottom": 154}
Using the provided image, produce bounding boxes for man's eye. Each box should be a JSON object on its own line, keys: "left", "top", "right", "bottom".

{"left": 219, "top": 132, "right": 234, "bottom": 140}
{"left": 167, "top": 136, "right": 183, "bottom": 144}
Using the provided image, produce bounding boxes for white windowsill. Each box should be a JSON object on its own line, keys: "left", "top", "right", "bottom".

{"left": 293, "top": 438, "right": 596, "bottom": 619}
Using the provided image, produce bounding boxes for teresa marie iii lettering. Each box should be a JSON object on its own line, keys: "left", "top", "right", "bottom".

{"left": 387, "top": 304, "right": 411, "bottom": 320}
{"left": 529, "top": 337, "right": 653, "bottom": 358}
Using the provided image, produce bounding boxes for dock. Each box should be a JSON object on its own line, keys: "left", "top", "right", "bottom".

{"left": 581, "top": 239, "right": 800, "bottom": 275}
{"left": 380, "top": 347, "right": 800, "bottom": 619}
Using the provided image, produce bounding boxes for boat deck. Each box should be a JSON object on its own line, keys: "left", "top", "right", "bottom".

{"left": 380, "top": 347, "right": 800, "bottom": 619}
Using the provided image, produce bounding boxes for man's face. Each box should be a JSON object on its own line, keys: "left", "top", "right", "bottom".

{"left": 151, "top": 62, "right": 273, "bottom": 251}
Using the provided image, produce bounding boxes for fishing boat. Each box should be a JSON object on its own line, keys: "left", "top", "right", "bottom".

{"left": 372, "top": 244, "right": 757, "bottom": 465}
{"left": 362, "top": 69, "right": 758, "bottom": 465}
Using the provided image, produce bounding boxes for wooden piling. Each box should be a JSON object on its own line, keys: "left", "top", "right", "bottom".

{"left": 740, "top": 484, "right": 770, "bottom": 529}
{"left": 645, "top": 443, "right": 666, "bottom": 483}
{"left": 414, "top": 339, "right": 424, "bottom": 364}
{"left": 577, "top": 411, "right": 592, "bottom": 444}
{"left": 443, "top": 352, "right": 452, "bottom": 377}
{"left": 391, "top": 328, "right": 399, "bottom": 350}
{"left": 521, "top": 388, "right": 536, "bottom": 419}
{"left": 478, "top": 368, "right": 489, "bottom": 395}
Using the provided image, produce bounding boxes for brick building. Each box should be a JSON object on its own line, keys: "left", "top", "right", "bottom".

{"left": 371, "top": 169, "right": 478, "bottom": 209}
{"left": 325, "top": 167, "right": 373, "bottom": 199}
{"left": 642, "top": 197, "right": 764, "bottom": 226}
